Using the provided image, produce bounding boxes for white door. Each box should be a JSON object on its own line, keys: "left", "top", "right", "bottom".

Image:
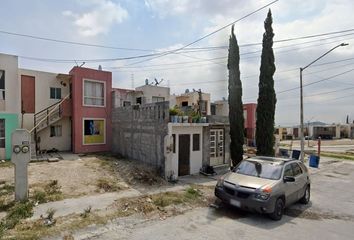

{"left": 210, "top": 129, "right": 224, "bottom": 166}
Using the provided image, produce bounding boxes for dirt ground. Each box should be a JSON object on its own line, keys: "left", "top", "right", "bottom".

{"left": 0, "top": 153, "right": 168, "bottom": 200}
{"left": 0, "top": 156, "right": 126, "bottom": 199}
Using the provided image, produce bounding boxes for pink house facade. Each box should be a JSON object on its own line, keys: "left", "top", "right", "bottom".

{"left": 70, "top": 67, "right": 112, "bottom": 153}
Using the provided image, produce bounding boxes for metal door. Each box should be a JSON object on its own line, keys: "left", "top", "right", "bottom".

{"left": 178, "top": 134, "right": 190, "bottom": 176}
{"left": 210, "top": 129, "right": 224, "bottom": 166}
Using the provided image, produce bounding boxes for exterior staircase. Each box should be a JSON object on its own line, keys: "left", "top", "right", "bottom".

{"left": 31, "top": 93, "right": 71, "bottom": 160}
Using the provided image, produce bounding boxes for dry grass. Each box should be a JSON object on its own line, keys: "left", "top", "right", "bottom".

{"left": 96, "top": 178, "right": 125, "bottom": 193}
{"left": 0, "top": 162, "right": 13, "bottom": 169}
{"left": 5, "top": 185, "right": 213, "bottom": 240}
{"left": 321, "top": 152, "right": 354, "bottom": 161}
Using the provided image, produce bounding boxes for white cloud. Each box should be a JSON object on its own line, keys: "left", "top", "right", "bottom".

{"left": 63, "top": 0, "right": 128, "bottom": 37}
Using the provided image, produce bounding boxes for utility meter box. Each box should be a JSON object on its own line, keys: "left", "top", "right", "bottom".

{"left": 11, "top": 129, "right": 31, "bottom": 201}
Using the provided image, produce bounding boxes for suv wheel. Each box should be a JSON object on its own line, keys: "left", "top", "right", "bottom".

{"left": 299, "top": 185, "right": 310, "bottom": 204}
{"left": 269, "top": 198, "right": 284, "bottom": 221}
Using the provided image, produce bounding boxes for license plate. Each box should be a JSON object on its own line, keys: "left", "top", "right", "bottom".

{"left": 230, "top": 199, "right": 241, "bottom": 207}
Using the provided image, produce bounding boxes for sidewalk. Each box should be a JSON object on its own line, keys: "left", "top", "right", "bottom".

{"left": 31, "top": 189, "right": 141, "bottom": 220}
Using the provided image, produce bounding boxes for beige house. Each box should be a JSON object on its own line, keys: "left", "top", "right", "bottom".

{"left": 174, "top": 91, "right": 211, "bottom": 116}
{"left": 112, "top": 84, "right": 170, "bottom": 107}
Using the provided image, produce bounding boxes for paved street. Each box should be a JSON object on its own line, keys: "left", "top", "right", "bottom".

{"left": 63, "top": 158, "right": 354, "bottom": 240}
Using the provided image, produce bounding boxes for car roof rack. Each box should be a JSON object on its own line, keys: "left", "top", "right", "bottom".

{"left": 249, "top": 156, "right": 297, "bottom": 163}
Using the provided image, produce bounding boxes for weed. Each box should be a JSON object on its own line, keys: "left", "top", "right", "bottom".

{"left": 80, "top": 206, "right": 92, "bottom": 218}
{"left": 63, "top": 234, "right": 75, "bottom": 240}
{"left": 2, "top": 201, "right": 34, "bottom": 230}
{"left": 0, "top": 161, "right": 13, "bottom": 168}
{"left": 46, "top": 208, "right": 56, "bottom": 222}
{"left": 184, "top": 187, "right": 201, "bottom": 200}
{"left": 0, "top": 197, "right": 15, "bottom": 212}
{"left": 33, "top": 190, "right": 47, "bottom": 204}
{"left": 96, "top": 178, "right": 122, "bottom": 192}
{"left": 152, "top": 192, "right": 184, "bottom": 207}
{"left": 45, "top": 180, "right": 62, "bottom": 195}
{"left": 0, "top": 183, "right": 15, "bottom": 197}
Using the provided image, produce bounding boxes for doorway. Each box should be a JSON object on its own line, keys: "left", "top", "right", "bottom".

{"left": 178, "top": 134, "right": 190, "bottom": 176}
{"left": 210, "top": 129, "right": 224, "bottom": 166}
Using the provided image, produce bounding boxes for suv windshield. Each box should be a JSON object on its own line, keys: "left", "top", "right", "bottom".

{"left": 234, "top": 160, "right": 283, "bottom": 180}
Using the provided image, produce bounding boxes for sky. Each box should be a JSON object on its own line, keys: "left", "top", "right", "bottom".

{"left": 0, "top": 0, "right": 353, "bottom": 126}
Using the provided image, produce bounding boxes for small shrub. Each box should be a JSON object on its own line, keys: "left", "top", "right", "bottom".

{"left": 0, "top": 183, "right": 14, "bottom": 196}
{"left": 96, "top": 179, "right": 121, "bottom": 192}
{"left": 4, "top": 201, "right": 34, "bottom": 229}
{"left": 33, "top": 190, "right": 47, "bottom": 204}
{"left": 46, "top": 208, "right": 56, "bottom": 221}
{"left": 184, "top": 187, "right": 200, "bottom": 200}
{"left": 44, "top": 180, "right": 62, "bottom": 195}
{"left": 80, "top": 206, "right": 92, "bottom": 218}
{"left": 0, "top": 221, "right": 5, "bottom": 239}
{"left": 152, "top": 192, "right": 184, "bottom": 207}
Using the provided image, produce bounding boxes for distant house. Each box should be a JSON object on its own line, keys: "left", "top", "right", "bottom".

{"left": 211, "top": 100, "right": 257, "bottom": 146}
{"left": 112, "top": 84, "right": 170, "bottom": 108}
{"left": 173, "top": 90, "right": 211, "bottom": 116}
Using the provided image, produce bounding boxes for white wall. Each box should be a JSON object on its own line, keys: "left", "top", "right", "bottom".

{"left": 135, "top": 85, "right": 170, "bottom": 104}
{"left": 0, "top": 53, "right": 20, "bottom": 113}
{"left": 37, "top": 117, "right": 71, "bottom": 151}
{"left": 168, "top": 124, "right": 207, "bottom": 177}
{"left": 19, "top": 69, "right": 71, "bottom": 113}
{"left": 215, "top": 100, "right": 229, "bottom": 116}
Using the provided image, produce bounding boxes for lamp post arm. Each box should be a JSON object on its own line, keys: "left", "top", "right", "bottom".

{"left": 302, "top": 43, "right": 348, "bottom": 70}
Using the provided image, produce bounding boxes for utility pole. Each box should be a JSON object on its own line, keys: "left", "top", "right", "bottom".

{"left": 299, "top": 43, "right": 348, "bottom": 162}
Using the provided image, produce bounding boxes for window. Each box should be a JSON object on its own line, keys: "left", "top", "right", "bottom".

{"left": 193, "top": 134, "right": 200, "bottom": 151}
{"left": 50, "top": 125, "right": 62, "bottom": 137}
{"left": 283, "top": 164, "right": 294, "bottom": 177}
{"left": 84, "top": 80, "right": 105, "bottom": 106}
{"left": 0, "top": 119, "right": 5, "bottom": 148}
{"left": 50, "top": 87, "right": 61, "bottom": 99}
{"left": 172, "top": 134, "right": 176, "bottom": 153}
{"left": 235, "top": 160, "right": 283, "bottom": 180}
{"left": 152, "top": 96, "right": 165, "bottom": 103}
{"left": 181, "top": 101, "right": 188, "bottom": 107}
{"left": 0, "top": 70, "right": 5, "bottom": 100}
{"left": 123, "top": 101, "right": 131, "bottom": 107}
{"left": 291, "top": 163, "right": 303, "bottom": 176}
{"left": 83, "top": 119, "right": 105, "bottom": 144}
{"left": 136, "top": 97, "right": 142, "bottom": 104}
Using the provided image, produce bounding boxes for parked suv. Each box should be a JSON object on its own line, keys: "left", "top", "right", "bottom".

{"left": 215, "top": 156, "right": 310, "bottom": 220}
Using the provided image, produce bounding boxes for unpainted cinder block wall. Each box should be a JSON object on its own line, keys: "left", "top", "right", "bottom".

{"left": 112, "top": 102, "right": 169, "bottom": 176}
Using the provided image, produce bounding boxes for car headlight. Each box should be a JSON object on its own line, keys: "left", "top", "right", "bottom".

{"left": 255, "top": 193, "right": 270, "bottom": 200}
{"left": 216, "top": 176, "right": 224, "bottom": 187}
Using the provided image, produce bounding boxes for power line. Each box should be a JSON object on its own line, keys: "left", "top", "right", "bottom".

{"left": 14, "top": 28, "right": 354, "bottom": 64}
{"left": 123, "top": 0, "right": 279, "bottom": 67}
{"left": 0, "top": 30, "right": 155, "bottom": 52}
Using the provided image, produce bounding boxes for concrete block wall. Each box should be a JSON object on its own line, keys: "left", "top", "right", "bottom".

{"left": 112, "top": 102, "right": 169, "bottom": 176}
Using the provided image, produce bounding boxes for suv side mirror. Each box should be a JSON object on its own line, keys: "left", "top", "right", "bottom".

{"left": 283, "top": 176, "right": 295, "bottom": 182}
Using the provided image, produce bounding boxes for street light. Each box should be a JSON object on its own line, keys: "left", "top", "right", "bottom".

{"left": 299, "top": 43, "right": 349, "bottom": 162}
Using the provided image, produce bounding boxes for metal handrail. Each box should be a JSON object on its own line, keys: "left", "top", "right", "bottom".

{"left": 30, "top": 93, "right": 71, "bottom": 133}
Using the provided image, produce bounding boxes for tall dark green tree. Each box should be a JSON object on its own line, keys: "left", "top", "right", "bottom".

{"left": 228, "top": 25, "right": 244, "bottom": 167}
{"left": 256, "top": 9, "right": 277, "bottom": 156}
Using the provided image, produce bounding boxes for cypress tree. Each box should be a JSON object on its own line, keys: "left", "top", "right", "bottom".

{"left": 228, "top": 25, "right": 244, "bottom": 167}
{"left": 256, "top": 9, "right": 277, "bottom": 156}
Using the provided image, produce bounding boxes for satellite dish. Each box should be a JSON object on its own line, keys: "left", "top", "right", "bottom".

{"left": 185, "top": 89, "right": 190, "bottom": 93}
